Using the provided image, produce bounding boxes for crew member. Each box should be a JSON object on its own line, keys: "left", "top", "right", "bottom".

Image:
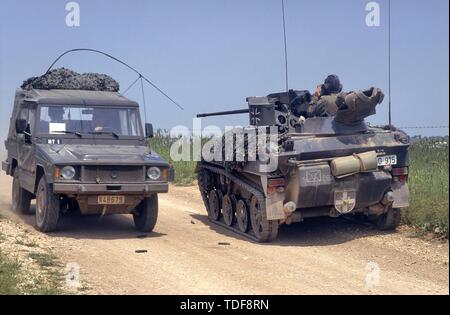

{"left": 307, "top": 74, "right": 343, "bottom": 117}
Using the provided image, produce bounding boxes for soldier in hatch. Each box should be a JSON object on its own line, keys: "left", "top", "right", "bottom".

{"left": 307, "top": 74, "right": 343, "bottom": 117}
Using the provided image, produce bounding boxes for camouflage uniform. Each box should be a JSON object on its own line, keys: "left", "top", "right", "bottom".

{"left": 307, "top": 75, "right": 343, "bottom": 117}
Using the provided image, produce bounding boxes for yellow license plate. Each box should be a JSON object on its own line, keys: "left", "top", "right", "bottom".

{"left": 97, "top": 195, "right": 125, "bottom": 205}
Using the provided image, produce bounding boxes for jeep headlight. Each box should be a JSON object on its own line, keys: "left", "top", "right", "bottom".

{"left": 61, "top": 166, "right": 76, "bottom": 180}
{"left": 147, "top": 167, "right": 161, "bottom": 180}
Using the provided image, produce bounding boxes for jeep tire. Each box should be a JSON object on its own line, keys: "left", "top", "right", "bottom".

{"left": 35, "top": 176, "right": 60, "bottom": 232}
{"left": 133, "top": 194, "right": 158, "bottom": 232}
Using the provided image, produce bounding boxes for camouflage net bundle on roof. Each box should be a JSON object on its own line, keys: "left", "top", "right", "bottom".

{"left": 21, "top": 68, "right": 120, "bottom": 92}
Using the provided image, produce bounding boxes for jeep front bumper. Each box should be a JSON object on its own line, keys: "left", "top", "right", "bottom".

{"left": 53, "top": 182, "right": 168, "bottom": 195}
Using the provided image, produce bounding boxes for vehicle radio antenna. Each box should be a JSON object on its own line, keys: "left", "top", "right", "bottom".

{"left": 45, "top": 48, "right": 184, "bottom": 110}
{"left": 281, "top": 0, "right": 289, "bottom": 93}
{"left": 388, "top": 0, "right": 392, "bottom": 127}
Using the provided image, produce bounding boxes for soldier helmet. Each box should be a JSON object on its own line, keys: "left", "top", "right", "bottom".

{"left": 323, "top": 74, "right": 343, "bottom": 94}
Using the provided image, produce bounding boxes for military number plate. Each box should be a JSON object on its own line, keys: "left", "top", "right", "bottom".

{"left": 97, "top": 195, "right": 125, "bottom": 205}
{"left": 377, "top": 155, "right": 397, "bottom": 166}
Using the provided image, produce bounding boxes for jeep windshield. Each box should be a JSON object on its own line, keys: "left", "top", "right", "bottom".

{"left": 38, "top": 105, "right": 142, "bottom": 137}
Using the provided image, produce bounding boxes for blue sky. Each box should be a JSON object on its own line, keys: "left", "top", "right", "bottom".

{"left": 0, "top": 0, "right": 448, "bottom": 140}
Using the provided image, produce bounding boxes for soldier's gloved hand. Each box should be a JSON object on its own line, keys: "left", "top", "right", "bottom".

{"left": 375, "top": 89, "right": 385, "bottom": 104}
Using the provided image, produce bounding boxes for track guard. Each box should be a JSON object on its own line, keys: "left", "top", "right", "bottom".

{"left": 392, "top": 181, "right": 410, "bottom": 208}
{"left": 266, "top": 192, "right": 285, "bottom": 220}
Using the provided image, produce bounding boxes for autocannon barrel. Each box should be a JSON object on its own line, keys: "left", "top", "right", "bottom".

{"left": 196, "top": 108, "right": 249, "bottom": 118}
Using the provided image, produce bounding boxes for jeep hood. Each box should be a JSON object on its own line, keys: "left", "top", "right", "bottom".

{"left": 36, "top": 144, "right": 168, "bottom": 166}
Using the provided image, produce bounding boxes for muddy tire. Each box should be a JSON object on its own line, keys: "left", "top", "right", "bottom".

{"left": 35, "top": 176, "right": 60, "bottom": 232}
{"left": 222, "top": 194, "right": 236, "bottom": 226}
{"left": 236, "top": 199, "right": 250, "bottom": 233}
{"left": 133, "top": 195, "right": 158, "bottom": 232}
{"left": 207, "top": 190, "right": 222, "bottom": 221}
{"left": 12, "top": 171, "right": 32, "bottom": 214}
{"left": 372, "top": 207, "right": 401, "bottom": 230}
{"left": 249, "top": 195, "right": 279, "bottom": 242}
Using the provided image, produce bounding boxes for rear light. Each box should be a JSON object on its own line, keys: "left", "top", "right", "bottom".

{"left": 267, "top": 177, "right": 285, "bottom": 194}
{"left": 392, "top": 167, "right": 408, "bottom": 182}
{"left": 392, "top": 167, "right": 408, "bottom": 176}
{"left": 397, "top": 175, "right": 408, "bottom": 183}
{"left": 268, "top": 178, "right": 285, "bottom": 187}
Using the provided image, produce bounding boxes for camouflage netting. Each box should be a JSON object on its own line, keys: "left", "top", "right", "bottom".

{"left": 21, "top": 68, "right": 120, "bottom": 92}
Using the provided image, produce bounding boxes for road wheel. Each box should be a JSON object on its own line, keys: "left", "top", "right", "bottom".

{"left": 133, "top": 195, "right": 158, "bottom": 232}
{"left": 35, "top": 176, "right": 60, "bottom": 232}
{"left": 222, "top": 194, "right": 236, "bottom": 226}
{"left": 236, "top": 199, "right": 250, "bottom": 233}
{"left": 207, "top": 190, "right": 222, "bottom": 221}
{"left": 249, "top": 195, "right": 278, "bottom": 242}
{"left": 12, "top": 171, "right": 32, "bottom": 214}
{"left": 371, "top": 207, "right": 401, "bottom": 230}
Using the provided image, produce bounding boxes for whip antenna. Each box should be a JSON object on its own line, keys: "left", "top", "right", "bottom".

{"left": 281, "top": 0, "right": 289, "bottom": 93}
{"left": 46, "top": 48, "right": 184, "bottom": 110}
{"left": 388, "top": 0, "right": 392, "bottom": 127}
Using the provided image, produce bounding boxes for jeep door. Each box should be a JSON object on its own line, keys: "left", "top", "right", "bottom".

{"left": 17, "top": 104, "right": 36, "bottom": 192}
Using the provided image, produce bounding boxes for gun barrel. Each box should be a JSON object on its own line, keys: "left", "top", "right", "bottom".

{"left": 196, "top": 109, "right": 249, "bottom": 118}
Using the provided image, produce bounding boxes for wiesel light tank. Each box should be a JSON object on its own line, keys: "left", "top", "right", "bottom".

{"left": 196, "top": 87, "right": 410, "bottom": 242}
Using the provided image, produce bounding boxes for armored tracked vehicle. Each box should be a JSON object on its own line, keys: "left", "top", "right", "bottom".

{"left": 196, "top": 88, "right": 410, "bottom": 242}
{"left": 2, "top": 71, "right": 172, "bottom": 232}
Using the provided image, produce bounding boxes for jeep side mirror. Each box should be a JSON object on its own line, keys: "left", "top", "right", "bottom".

{"left": 15, "top": 118, "right": 27, "bottom": 134}
{"left": 145, "top": 123, "right": 154, "bottom": 138}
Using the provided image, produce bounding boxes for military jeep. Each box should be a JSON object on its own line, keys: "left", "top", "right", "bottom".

{"left": 2, "top": 88, "right": 171, "bottom": 232}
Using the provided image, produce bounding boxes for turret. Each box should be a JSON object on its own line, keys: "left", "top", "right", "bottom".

{"left": 196, "top": 90, "right": 312, "bottom": 131}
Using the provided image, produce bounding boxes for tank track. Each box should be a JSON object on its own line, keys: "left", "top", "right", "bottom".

{"left": 197, "top": 163, "right": 279, "bottom": 242}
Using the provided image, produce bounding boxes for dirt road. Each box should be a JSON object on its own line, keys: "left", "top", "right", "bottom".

{"left": 0, "top": 172, "right": 448, "bottom": 294}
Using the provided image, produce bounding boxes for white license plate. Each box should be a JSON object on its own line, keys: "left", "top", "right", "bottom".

{"left": 377, "top": 155, "right": 397, "bottom": 166}
{"left": 97, "top": 195, "right": 125, "bottom": 205}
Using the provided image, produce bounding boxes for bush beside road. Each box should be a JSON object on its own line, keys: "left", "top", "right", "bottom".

{"left": 404, "top": 137, "right": 449, "bottom": 238}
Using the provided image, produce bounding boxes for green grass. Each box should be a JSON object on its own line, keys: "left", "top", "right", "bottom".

{"left": 0, "top": 250, "right": 21, "bottom": 294}
{"left": 0, "top": 249, "right": 63, "bottom": 295}
{"left": 28, "top": 252, "right": 59, "bottom": 268}
{"left": 15, "top": 238, "right": 39, "bottom": 248}
{"left": 0, "top": 228, "right": 64, "bottom": 295}
{"left": 403, "top": 137, "right": 449, "bottom": 238}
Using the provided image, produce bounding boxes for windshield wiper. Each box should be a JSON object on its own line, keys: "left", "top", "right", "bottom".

{"left": 52, "top": 130, "right": 83, "bottom": 138}
{"left": 88, "top": 131, "right": 119, "bottom": 139}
